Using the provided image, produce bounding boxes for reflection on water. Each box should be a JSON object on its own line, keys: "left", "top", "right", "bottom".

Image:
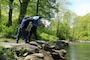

{"left": 66, "top": 42, "right": 90, "bottom": 60}
{"left": 70, "top": 45, "right": 76, "bottom": 60}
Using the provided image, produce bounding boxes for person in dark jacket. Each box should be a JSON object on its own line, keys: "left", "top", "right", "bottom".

{"left": 16, "top": 17, "right": 33, "bottom": 43}
{"left": 28, "top": 16, "right": 42, "bottom": 42}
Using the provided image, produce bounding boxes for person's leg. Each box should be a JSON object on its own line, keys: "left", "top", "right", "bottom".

{"left": 33, "top": 27, "right": 38, "bottom": 40}
{"left": 16, "top": 28, "right": 22, "bottom": 43}
{"left": 28, "top": 27, "right": 34, "bottom": 42}
{"left": 21, "top": 29, "right": 28, "bottom": 43}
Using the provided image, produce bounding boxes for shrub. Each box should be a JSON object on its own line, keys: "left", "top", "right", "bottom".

{"left": 0, "top": 46, "right": 4, "bottom": 55}
{"left": 5, "top": 49, "right": 15, "bottom": 60}
{"left": 1, "top": 23, "right": 17, "bottom": 38}
{"left": 0, "top": 46, "right": 15, "bottom": 60}
{"left": 40, "top": 32, "right": 59, "bottom": 41}
{"left": 19, "top": 48, "right": 27, "bottom": 56}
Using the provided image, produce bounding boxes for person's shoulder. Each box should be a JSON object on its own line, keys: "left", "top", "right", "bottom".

{"left": 24, "top": 17, "right": 29, "bottom": 19}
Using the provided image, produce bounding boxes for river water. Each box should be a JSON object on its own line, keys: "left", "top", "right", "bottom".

{"left": 66, "top": 42, "right": 90, "bottom": 60}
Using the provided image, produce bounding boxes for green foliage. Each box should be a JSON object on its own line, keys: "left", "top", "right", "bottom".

{"left": 5, "top": 49, "right": 15, "bottom": 60}
{"left": 72, "top": 13, "right": 90, "bottom": 40}
{"left": 0, "top": 16, "right": 18, "bottom": 38}
{"left": 0, "top": 46, "right": 4, "bottom": 55}
{"left": 0, "top": 24, "right": 2, "bottom": 32}
{"left": 0, "top": 46, "right": 28, "bottom": 59}
{"left": 37, "top": 26, "right": 59, "bottom": 41}
{"left": 19, "top": 48, "right": 27, "bottom": 56}
{"left": 0, "top": 46, "right": 15, "bottom": 60}
{"left": 1, "top": 24, "right": 17, "bottom": 38}
{"left": 40, "top": 32, "right": 58, "bottom": 41}
{"left": 27, "top": 0, "right": 57, "bottom": 19}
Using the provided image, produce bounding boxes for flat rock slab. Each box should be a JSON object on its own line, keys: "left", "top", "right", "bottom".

{"left": 0, "top": 42, "right": 27, "bottom": 48}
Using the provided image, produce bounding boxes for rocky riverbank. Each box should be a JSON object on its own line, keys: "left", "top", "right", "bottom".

{"left": 0, "top": 40, "right": 69, "bottom": 60}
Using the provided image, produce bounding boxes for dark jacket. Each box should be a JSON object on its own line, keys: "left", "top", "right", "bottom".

{"left": 20, "top": 17, "right": 33, "bottom": 29}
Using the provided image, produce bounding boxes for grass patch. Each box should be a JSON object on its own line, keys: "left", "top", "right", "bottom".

{"left": 0, "top": 37, "right": 24, "bottom": 43}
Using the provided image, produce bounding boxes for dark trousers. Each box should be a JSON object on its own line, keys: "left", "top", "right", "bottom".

{"left": 16, "top": 28, "right": 28, "bottom": 42}
{"left": 28, "top": 26, "right": 37, "bottom": 42}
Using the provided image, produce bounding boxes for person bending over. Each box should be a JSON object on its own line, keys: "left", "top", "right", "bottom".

{"left": 16, "top": 17, "right": 33, "bottom": 43}
{"left": 28, "top": 16, "right": 42, "bottom": 42}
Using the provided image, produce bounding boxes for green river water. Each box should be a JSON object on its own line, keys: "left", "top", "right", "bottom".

{"left": 66, "top": 42, "right": 90, "bottom": 60}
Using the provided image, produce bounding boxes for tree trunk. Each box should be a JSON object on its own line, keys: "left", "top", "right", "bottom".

{"left": 36, "top": 0, "right": 39, "bottom": 15}
{"left": 7, "top": 8, "right": 13, "bottom": 27}
{"left": 18, "top": 0, "right": 30, "bottom": 24}
{"left": 0, "top": 1, "right": 1, "bottom": 22}
{"left": 0, "top": 5, "right": 1, "bottom": 21}
{"left": 7, "top": 0, "right": 14, "bottom": 27}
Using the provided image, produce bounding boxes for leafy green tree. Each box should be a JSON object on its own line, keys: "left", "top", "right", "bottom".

{"left": 54, "top": 0, "right": 72, "bottom": 40}
{"left": 18, "top": 0, "right": 30, "bottom": 24}
{"left": 7, "top": 0, "right": 14, "bottom": 27}
{"left": 27, "top": 0, "right": 57, "bottom": 19}
{"left": 72, "top": 13, "right": 90, "bottom": 40}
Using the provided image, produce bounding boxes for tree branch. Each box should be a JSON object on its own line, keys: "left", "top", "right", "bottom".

{"left": 36, "top": 0, "right": 39, "bottom": 15}
{"left": 19, "top": 0, "right": 22, "bottom": 4}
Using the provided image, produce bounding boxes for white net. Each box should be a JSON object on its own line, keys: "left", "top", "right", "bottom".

{"left": 38, "top": 18, "right": 51, "bottom": 29}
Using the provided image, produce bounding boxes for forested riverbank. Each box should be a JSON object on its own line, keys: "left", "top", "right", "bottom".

{"left": 0, "top": 0, "right": 90, "bottom": 60}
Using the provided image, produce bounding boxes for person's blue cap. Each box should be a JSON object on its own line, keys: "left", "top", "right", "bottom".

{"left": 32, "top": 16, "right": 40, "bottom": 20}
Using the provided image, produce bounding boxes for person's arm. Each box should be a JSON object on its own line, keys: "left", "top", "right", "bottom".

{"left": 26, "top": 18, "right": 34, "bottom": 21}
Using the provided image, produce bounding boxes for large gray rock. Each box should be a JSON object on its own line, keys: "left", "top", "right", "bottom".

{"left": 0, "top": 41, "right": 68, "bottom": 60}
{"left": 14, "top": 44, "right": 39, "bottom": 55}
{"left": 29, "top": 41, "right": 39, "bottom": 46}
{"left": 24, "top": 53, "right": 43, "bottom": 60}
{"left": 54, "top": 40, "right": 69, "bottom": 50}
{"left": 54, "top": 49, "right": 67, "bottom": 60}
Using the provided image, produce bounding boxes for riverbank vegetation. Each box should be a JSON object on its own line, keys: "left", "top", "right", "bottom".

{"left": 0, "top": 0, "right": 90, "bottom": 42}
